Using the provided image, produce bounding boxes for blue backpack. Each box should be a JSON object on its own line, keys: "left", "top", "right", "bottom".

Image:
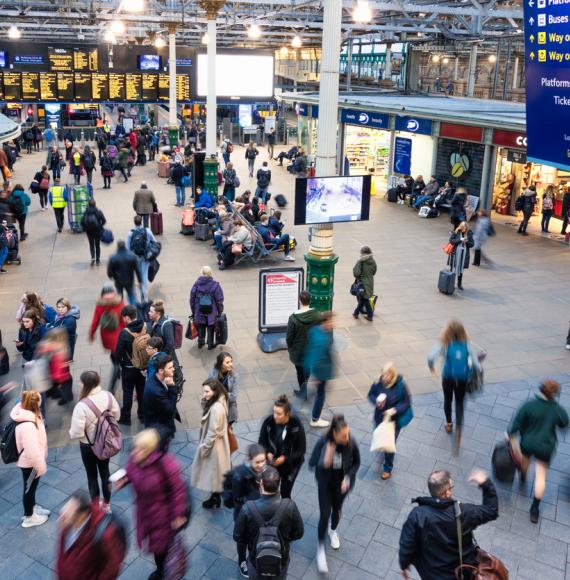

{"left": 444, "top": 341, "right": 471, "bottom": 382}
{"left": 181, "top": 175, "right": 190, "bottom": 187}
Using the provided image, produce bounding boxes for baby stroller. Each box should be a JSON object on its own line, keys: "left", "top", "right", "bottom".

{"left": 5, "top": 224, "right": 21, "bottom": 265}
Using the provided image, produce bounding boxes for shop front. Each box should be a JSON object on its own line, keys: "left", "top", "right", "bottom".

{"left": 393, "top": 116, "right": 434, "bottom": 179}
{"left": 297, "top": 103, "right": 318, "bottom": 155}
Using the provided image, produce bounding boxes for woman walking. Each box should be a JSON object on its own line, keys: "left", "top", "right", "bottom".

{"left": 309, "top": 414, "right": 361, "bottom": 574}
{"left": 37, "top": 166, "right": 50, "bottom": 211}
{"left": 222, "top": 162, "right": 238, "bottom": 202}
{"left": 10, "top": 390, "right": 50, "bottom": 528}
{"left": 258, "top": 394, "right": 306, "bottom": 498}
{"left": 508, "top": 379, "right": 569, "bottom": 523}
{"left": 208, "top": 351, "right": 238, "bottom": 424}
{"left": 37, "top": 328, "right": 74, "bottom": 405}
{"left": 191, "top": 378, "right": 231, "bottom": 509}
{"left": 80, "top": 199, "right": 106, "bottom": 267}
{"left": 517, "top": 185, "right": 537, "bottom": 235}
{"left": 100, "top": 150, "right": 113, "bottom": 190}
{"left": 448, "top": 221, "right": 474, "bottom": 291}
{"left": 367, "top": 362, "right": 413, "bottom": 480}
{"left": 245, "top": 142, "right": 259, "bottom": 178}
{"left": 427, "top": 320, "right": 481, "bottom": 451}
{"left": 69, "top": 371, "right": 120, "bottom": 511}
{"left": 472, "top": 209, "right": 492, "bottom": 267}
{"left": 352, "top": 245, "right": 377, "bottom": 321}
{"left": 190, "top": 266, "right": 224, "bottom": 351}
{"left": 82, "top": 145, "right": 96, "bottom": 184}
{"left": 541, "top": 185, "right": 555, "bottom": 233}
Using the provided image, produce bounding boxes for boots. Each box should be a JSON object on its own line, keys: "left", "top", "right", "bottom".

{"left": 457, "top": 275, "right": 464, "bottom": 291}
{"left": 530, "top": 497, "right": 540, "bottom": 523}
{"left": 202, "top": 493, "right": 221, "bottom": 509}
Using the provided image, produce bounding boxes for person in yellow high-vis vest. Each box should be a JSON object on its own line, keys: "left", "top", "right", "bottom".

{"left": 49, "top": 185, "right": 67, "bottom": 233}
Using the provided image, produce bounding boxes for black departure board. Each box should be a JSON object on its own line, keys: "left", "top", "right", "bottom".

{"left": 21, "top": 72, "right": 40, "bottom": 101}
{"left": 3, "top": 72, "right": 22, "bottom": 101}
{"left": 91, "top": 73, "right": 108, "bottom": 101}
{"left": 74, "top": 73, "right": 91, "bottom": 101}
{"left": 57, "top": 73, "right": 74, "bottom": 100}
{"left": 176, "top": 74, "right": 190, "bottom": 102}
{"left": 125, "top": 73, "right": 142, "bottom": 101}
{"left": 158, "top": 74, "right": 169, "bottom": 101}
{"left": 0, "top": 74, "right": 4, "bottom": 101}
{"left": 73, "top": 49, "right": 90, "bottom": 71}
{"left": 49, "top": 48, "right": 73, "bottom": 72}
{"left": 40, "top": 73, "right": 58, "bottom": 101}
{"left": 108, "top": 73, "right": 125, "bottom": 100}
{"left": 89, "top": 48, "right": 98, "bottom": 71}
{"left": 141, "top": 73, "right": 158, "bottom": 101}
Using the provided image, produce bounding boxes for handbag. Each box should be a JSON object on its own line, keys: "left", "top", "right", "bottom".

{"left": 370, "top": 416, "right": 396, "bottom": 453}
{"left": 185, "top": 317, "right": 198, "bottom": 340}
{"left": 100, "top": 228, "right": 114, "bottom": 245}
{"left": 164, "top": 534, "right": 188, "bottom": 580}
{"left": 443, "top": 242, "right": 455, "bottom": 255}
{"left": 231, "top": 243, "right": 243, "bottom": 254}
{"left": 350, "top": 279, "right": 364, "bottom": 297}
{"left": 228, "top": 423, "right": 239, "bottom": 454}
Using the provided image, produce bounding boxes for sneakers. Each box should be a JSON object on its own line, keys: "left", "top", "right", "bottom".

{"left": 283, "top": 255, "right": 295, "bottom": 261}
{"left": 328, "top": 528, "right": 340, "bottom": 550}
{"left": 239, "top": 561, "right": 249, "bottom": 578}
{"left": 34, "top": 505, "right": 51, "bottom": 517}
{"left": 316, "top": 544, "right": 328, "bottom": 574}
{"left": 566, "top": 344, "right": 570, "bottom": 350}
{"left": 22, "top": 513, "right": 48, "bottom": 528}
{"left": 310, "top": 418, "right": 330, "bottom": 428}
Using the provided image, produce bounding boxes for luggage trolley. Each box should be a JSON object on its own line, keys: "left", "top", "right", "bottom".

{"left": 66, "top": 183, "right": 94, "bottom": 233}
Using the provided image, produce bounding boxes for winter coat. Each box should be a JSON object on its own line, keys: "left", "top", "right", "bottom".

{"left": 128, "top": 132, "right": 138, "bottom": 150}
{"left": 448, "top": 229, "right": 474, "bottom": 271}
{"left": 10, "top": 188, "right": 31, "bottom": 216}
{"left": 286, "top": 308, "right": 322, "bottom": 365}
{"left": 51, "top": 308, "right": 79, "bottom": 359}
{"left": 56, "top": 500, "right": 126, "bottom": 580}
{"left": 80, "top": 207, "right": 106, "bottom": 236}
{"left": 194, "top": 192, "right": 214, "bottom": 210}
{"left": 256, "top": 167, "right": 271, "bottom": 188}
{"left": 304, "top": 324, "right": 335, "bottom": 381}
{"left": 143, "top": 374, "right": 178, "bottom": 439}
{"left": 115, "top": 319, "right": 146, "bottom": 368}
{"left": 133, "top": 188, "right": 156, "bottom": 215}
{"left": 522, "top": 188, "right": 537, "bottom": 214}
{"left": 309, "top": 435, "right": 360, "bottom": 491}
{"left": 245, "top": 147, "right": 259, "bottom": 160}
{"left": 190, "top": 276, "right": 224, "bottom": 327}
{"left": 149, "top": 316, "right": 177, "bottom": 358}
{"left": 207, "top": 368, "right": 238, "bottom": 423}
{"left": 10, "top": 403, "right": 48, "bottom": 475}
{"left": 562, "top": 191, "right": 570, "bottom": 218}
{"left": 258, "top": 414, "right": 306, "bottom": 477}
{"left": 88, "top": 293, "right": 125, "bottom": 352}
{"left": 222, "top": 168, "right": 237, "bottom": 186}
{"left": 412, "top": 179, "right": 426, "bottom": 193}
{"left": 47, "top": 149, "right": 63, "bottom": 171}
{"left": 231, "top": 463, "right": 261, "bottom": 516}
{"left": 69, "top": 387, "right": 121, "bottom": 445}
{"left": 367, "top": 375, "right": 413, "bottom": 429}
{"left": 126, "top": 450, "right": 186, "bottom": 554}
{"left": 399, "top": 480, "right": 499, "bottom": 580}
{"left": 107, "top": 247, "right": 141, "bottom": 290}
{"left": 473, "top": 216, "right": 490, "bottom": 250}
{"left": 171, "top": 163, "right": 186, "bottom": 187}
{"left": 17, "top": 324, "right": 43, "bottom": 362}
{"left": 191, "top": 397, "right": 231, "bottom": 493}
{"left": 353, "top": 255, "right": 377, "bottom": 299}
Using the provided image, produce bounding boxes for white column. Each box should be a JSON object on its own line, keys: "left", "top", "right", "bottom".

{"left": 467, "top": 44, "right": 478, "bottom": 97}
{"left": 384, "top": 45, "right": 392, "bottom": 79}
{"left": 454, "top": 56, "right": 459, "bottom": 81}
{"left": 168, "top": 30, "right": 177, "bottom": 127}
{"left": 206, "top": 18, "right": 217, "bottom": 155}
{"left": 512, "top": 56, "right": 520, "bottom": 89}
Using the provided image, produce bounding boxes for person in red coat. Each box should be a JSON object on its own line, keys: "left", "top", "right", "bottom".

{"left": 56, "top": 490, "right": 126, "bottom": 580}
{"left": 89, "top": 284, "right": 125, "bottom": 392}
{"left": 129, "top": 130, "right": 138, "bottom": 151}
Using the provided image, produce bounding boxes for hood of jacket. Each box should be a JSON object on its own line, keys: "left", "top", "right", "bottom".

{"left": 258, "top": 168, "right": 270, "bottom": 174}
{"left": 194, "top": 276, "right": 218, "bottom": 293}
{"left": 68, "top": 305, "right": 81, "bottom": 320}
{"left": 127, "top": 319, "right": 145, "bottom": 333}
{"left": 359, "top": 253, "right": 374, "bottom": 262}
{"left": 10, "top": 403, "right": 39, "bottom": 423}
{"left": 293, "top": 308, "right": 321, "bottom": 325}
{"left": 413, "top": 495, "right": 454, "bottom": 509}
{"left": 523, "top": 188, "right": 536, "bottom": 197}
{"left": 97, "top": 293, "right": 122, "bottom": 307}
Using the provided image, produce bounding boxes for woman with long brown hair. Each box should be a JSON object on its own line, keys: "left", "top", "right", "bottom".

{"left": 448, "top": 221, "right": 474, "bottom": 291}
{"left": 10, "top": 390, "right": 49, "bottom": 527}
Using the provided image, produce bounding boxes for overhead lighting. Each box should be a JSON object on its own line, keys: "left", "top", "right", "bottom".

{"left": 353, "top": 0, "right": 372, "bottom": 24}
{"left": 442, "top": 57, "right": 449, "bottom": 64}
{"left": 201, "top": 33, "right": 209, "bottom": 45}
{"left": 488, "top": 54, "right": 497, "bottom": 63}
{"left": 122, "top": 0, "right": 145, "bottom": 13}
{"left": 8, "top": 25, "right": 21, "bottom": 39}
{"left": 280, "top": 46, "right": 289, "bottom": 56}
{"left": 291, "top": 35, "right": 302, "bottom": 48}
{"left": 432, "top": 54, "right": 440, "bottom": 63}
{"left": 154, "top": 36, "right": 166, "bottom": 48}
{"left": 110, "top": 20, "right": 125, "bottom": 35}
{"left": 248, "top": 24, "right": 262, "bottom": 39}
{"left": 104, "top": 31, "right": 116, "bottom": 44}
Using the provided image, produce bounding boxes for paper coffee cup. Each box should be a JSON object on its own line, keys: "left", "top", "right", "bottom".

{"left": 109, "top": 468, "right": 127, "bottom": 483}
{"left": 376, "top": 393, "right": 387, "bottom": 404}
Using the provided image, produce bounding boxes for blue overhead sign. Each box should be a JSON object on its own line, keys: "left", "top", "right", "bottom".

{"left": 341, "top": 108, "right": 389, "bottom": 129}
{"left": 13, "top": 55, "right": 45, "bottom": 65}
{"left": 298, "top": 103, "right": 319, "bottom": 118}
{"left": 395, "top": 116, "right": 432, "bottom": 136}
{"left": 524, "top": 0, "right": 570, "bottom": 169}
{"left": 393, "top": 137, "right": 412, "bottom": 175}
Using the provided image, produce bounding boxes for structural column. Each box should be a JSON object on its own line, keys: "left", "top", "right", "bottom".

{"left": 467, "top": 44, "right": 478, "bottom": 97}
{"left": 167, "top": 24, "right": 178, "bottom": 147}
{"left": 384, "top": 44, "right": 392, "bottom": 79}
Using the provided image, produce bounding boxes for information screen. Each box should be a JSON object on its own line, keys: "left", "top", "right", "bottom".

{"left": 108, "top": 73, "right": 125, "bottom": 100}
{"left": 73, "top": 49, "right": 90, "bottom": 71}
{"left": 176, "top": 74, "right": 190, "bottom": 101}
{"left": 74, "top": 73, "right": 91, "bottom": 101}
{"left": 91, "top": 73, "right": 108, "bottom": 101}
{"left": 40, "top": 73, "right": 58, "bottom": 101}
{"left": 0, "top": 74, "right": 4, "bottom": 100}
{"left": 49, "top": 48, "right": 73, "bottom": 72}
{"left": 57, "top": 73, "right": 74, "bottom": 101}
{"left": 158, "top": 74, "right": 169, "bottom": 101}
{"left": 21, "top": 72, "right": 40, "bottom": 101}
{"left": 125, "top": 73, "right": 142, "bottom": 101}
{"left": 141, "top": 73, "right": 158, "bottom": 101}
{"left": 89, "top": 48, "right": 98, "bottom": 71}
{"left": 3, "top": 72, "right": 22, "bottom": 101}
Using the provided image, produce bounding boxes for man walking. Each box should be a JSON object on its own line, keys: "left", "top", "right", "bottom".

{"left": 107, "top": 240, "right": 141, "bottom": 306}
{"left": 48, "top": 183, "right": 67, "bottom": 233}
{"left": 399, "top": 469, "right": 499, "bottom": 580}
{"left": 127, "top": 215, "right": 156, "bottom": 302}
{"left": 267, "top": 127, "right": 276, "bottom": 160}
{"left": 171, "top": 160, "right": 188, "bottom": 207}
{"left": 132, "top": 181, "right": 156, "bottom": 229}
{"left": 256, "top": 161, "right": 272, "bottom": 203}
{"left": 233, "top": 466, "right": 304, "bottom": 580}
{"left": 287, "top": 291, "right": 321, "bottom": 400}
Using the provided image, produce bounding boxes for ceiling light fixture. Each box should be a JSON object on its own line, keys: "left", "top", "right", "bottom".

{"left": 442, "top": 57, "right": 449, "bottom": 64}
{"left": 488, "top": 54, "right": 497, "bottom": 63}
{"left": 202, "top": 33, "right": 209, "bottom": 45}
{"left": 8, "top": 25, "right": 21, "bottom": 39}
{"left": 353, "top": 0, "right": 372, "bottom": 24}
{"left": 248, "top": 24, "right": 261, "bottom": 39}
{"left": 291, "top": 35, "right": 302, "bottom": 48}
{"left": 154, "top": 36, "right": 166, "bottom": 48}
{"left": 432, "top": 54, "right": 440, "bottom": 63}
{"left": 111, "top": 20, "right": 125, "bottom": 35}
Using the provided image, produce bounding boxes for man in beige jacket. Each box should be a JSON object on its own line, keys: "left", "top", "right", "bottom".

{"left": 132, "top": 181, "right": 156, "bottom": 229}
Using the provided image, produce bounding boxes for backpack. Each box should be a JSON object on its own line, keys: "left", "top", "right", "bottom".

{"left": 128, "top": 329, "right": 150, "bottom": 370}
{"left": 198, "top": 293, "right": 213, "bottom": 315}
{"left": 226, "top": 142, "right": 234, "bottom": 153}
{"left": 83, "top": 154, "right": 94, "bottom": 170}
{"left": 160, "top": 318, "right": 183, "bottom": 349}
{"left": 181, "top": 175, "right": 190, "bottom": 187}
{"left": 514, "top": 195, "right": 525, "bottom": 211}
{"left": 100, "top": 310, "right": 120, "bottom": 331}
{"left": 10, "top": 194, "right": 25, "bottom": 216}
{"left": 257, "top": 171, "right": 270, "bottom": 188}
{"left": 83, "top": 211, "right": 101, "bottom": 234}
{"left": 492, "top": 441, "right": 516, "bottom": 483}
{"left": 1, "top": 420, "right": 33, "bottom": 464}
{"left": 82, "top": 393, "right": 123, "bottom": 460}
{"left": 130, "top": 228, "right": 147, "bottom": 257}
{"left": 444, "top": 341, "right": 471, "bottom": 382}
{"left": 222, "top": 468, "right": 236, "bottom": 508}
{"left": 248, "top": 500, "right": 288, "bottom": 578}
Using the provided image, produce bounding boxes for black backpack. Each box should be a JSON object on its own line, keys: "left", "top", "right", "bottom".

{"left": 222, "top": 468, "right": 236, "bottom": 508}
{"left": 130, "top": 228, "right": 147, "bottom": 257}
{"left": 83, "top": 154, "right": 94, "bottom": 170}
{"left": 492, "top": 441, "right": 516, "bottom": 483}
{"left": 1, "top": 420, "right": 32, "bottom": 464}
{"left": 257, "top": 171, "right": 270, "bottom": 188}
{"left": 10, "top": 195, "right": 24, "bottom": 217}
{"left": 514, "top": 195, "right": 525, "bottom": 212}
{"left": 198, "top": 293, "right": 213, "bottom": 314}
{"left": 248, "top": 500, "right": 288, "bottom": 578}
{"left": 83, "top": 210, "right": 101, "bottom": 234}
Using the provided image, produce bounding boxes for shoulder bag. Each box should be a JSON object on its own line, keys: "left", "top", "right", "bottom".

{"left": 443, "top": 242, "right": 455, "bottom": 255}
{"left": 226, "top": 406, "right": 238, "bottom": 454}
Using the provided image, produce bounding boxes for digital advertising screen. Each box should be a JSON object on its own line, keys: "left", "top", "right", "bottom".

{"left": 158, "top": 74, "right": 169, "bottom": 101}
{"left": 0, "top": 51, "right": 7, "bottom": 68}
{"left": 57, "top": 73, "right": 74, "bottom": 101}
{"left": 74, "top": 73, "right": 91, "bottom": 101}
{"left": 125, "top": 73, "right": 142, "bottom": 101}
{"left": 197, "top": 53, "right": 274, "bottom": 97}
{"left": 3, "top": 72, "right": 22, "bottom": 101}
{"left": 294, "top": 175, "right": 371, "bottom": 226}
{"left": 21, "top": 72, "right": 40, "bottom": 101}
{"left": 108, "top": 73, "right": 126, "bottom": 101}
{"left": 138, "top": 55, "right": 161, "bottom": 71}
{"left": 40, "top": 73, "right": 58, "bottom": 101}
{"left": 141, "top": 73, "right": 158, "bottom": 101}
{"left": 91, "top": 73, "right": 109, "bottom": 101}
{"left": 49, "top": 48, "right": 73, "bottom": 71}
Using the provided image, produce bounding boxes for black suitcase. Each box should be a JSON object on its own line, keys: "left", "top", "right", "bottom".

{"left": 438, "top": 270, "right": 455, "bottom": 295}
{"left": 275, "top": 194, "right": 287, "bottom": 208}
{"left": 194, "top": 222, "right": 211, "bottom": 241}
{"left": 215, "top": 313, "right": 228, "bottom": 346}
{"left": 387, "top": 188, "right": 398, "bottom": 203}
{"left": 492, "top": 441, "right": 516, "bottom": 483}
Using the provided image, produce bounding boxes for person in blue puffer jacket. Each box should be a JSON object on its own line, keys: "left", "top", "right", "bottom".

{"left": 50, "top": 298, "right": 80, "bottom": 360}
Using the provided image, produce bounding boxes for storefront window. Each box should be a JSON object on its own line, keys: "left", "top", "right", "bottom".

{"left": 344, "top": 124, "right": 391, "bottom": 188}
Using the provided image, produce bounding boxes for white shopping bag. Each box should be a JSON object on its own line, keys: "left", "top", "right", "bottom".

{"left": 370, "top": 416, "right": 396, "bottom": 454}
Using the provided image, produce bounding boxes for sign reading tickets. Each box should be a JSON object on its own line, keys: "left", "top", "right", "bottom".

{"left": 524, "top": 0, "right": 570, "bottom": 169}
{"left": 259, "top": 267, "right": 305, "bottom": 331}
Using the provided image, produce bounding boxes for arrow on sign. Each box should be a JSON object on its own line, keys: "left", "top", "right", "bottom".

{"left": 530, "top": 52, "right": 535, "bottom": 60}
{"left": 529, "top": 16, "right": 535, "bottom": 25}
{"left": 530, "top": 34, "right": 535, "bottom": 42}
{"left": 529, "top": 0, "right": 534, "bottom": 6}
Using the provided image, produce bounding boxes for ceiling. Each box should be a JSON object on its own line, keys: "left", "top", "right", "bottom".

{"left": 0, "top": 0, "right": 525, "bottom": 48}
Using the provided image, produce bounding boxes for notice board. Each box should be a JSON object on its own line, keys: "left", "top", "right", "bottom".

{"left": 258, "top": 267, "right": 305, "bottom": 332}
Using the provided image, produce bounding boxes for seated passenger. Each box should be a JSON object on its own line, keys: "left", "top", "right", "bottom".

{"left": 275, "top": 146, "right": 299, "bottom": 166}
{"left": 219, "top": 221, "right": 254, "bottom": 270}
{"left": 194, "top": 188, "right": 215, "bottom": 210}
{"left": 257, "top": 215, "right": 295, "bottom": 262}
{"left": 288, "top": 151, "right": 308, "bottom": 176}
{"left": 213, "top": 209, "right": 235, "bottom": 253}
{"left": 251, "top": 197, "right": 266, "bottom": 223}
{"left": 413, "top": 175, "right": 440, "bottom": 208}
{"left": 433, "top": 181, "right": 455, "bottom": 208}
{"left": 396, "top": 175, "right": 414, "bottom": 204}
{"left": 408, "top": 175, "right": 426, "bottom": 207}
{"left": 268, "top": 210, "right": 284, "bottom": 236}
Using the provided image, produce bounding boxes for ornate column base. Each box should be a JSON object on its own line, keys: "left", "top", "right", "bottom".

{"left": 203, "top": 156, "right": 219, "bottom": 198}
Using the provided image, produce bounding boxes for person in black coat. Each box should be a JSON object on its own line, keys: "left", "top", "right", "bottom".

{"left": 449, "top": 187, "right": 468, "bottom": 228}
{"left": 107, "top": 241, "right": 141, "bottom": 306}
{"left": 561, "top": 187, "right": 570, "bottom": 235}
{"left": 16, "top": 309, "right": 44, "bottom": 362}
{"left": 148, "top": 300, "right": 178, "bottom": 364}
{"left": 258, "top": 395, "right": 306, "bottom": 499}
{"left": 408, "top": 175, "right": 426, "bottom": 207}
{"left": 399, "top": 469, "right": 498, "bottom": 580}
{"left": 80, "top": 200, "right": 106, "bottom": 266}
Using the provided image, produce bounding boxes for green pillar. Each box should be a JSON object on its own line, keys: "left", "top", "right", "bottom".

{"left": 203, "top": 156, "right": 219, "bottom": 199}
{"left": 168, "top": 125, "right": 178, "bottom": 148}
{"left": 304, "top": 253, "right": 339, "bottom": 312}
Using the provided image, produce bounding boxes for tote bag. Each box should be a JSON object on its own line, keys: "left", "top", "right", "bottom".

{"left": 370, "top": 416, "right": 396, "bottom": 454}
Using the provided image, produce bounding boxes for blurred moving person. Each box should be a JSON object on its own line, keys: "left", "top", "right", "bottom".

{"left": 352, "top": 245, "right": 377, "bottom": 321}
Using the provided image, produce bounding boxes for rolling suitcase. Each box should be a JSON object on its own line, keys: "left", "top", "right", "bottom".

{"left": 5, "top": 224, "right": 21, "bottom": 265}
{"left": 387, "top": 188, "right": 398, "bottom": 203}
{"left": 438, "top": 270, "right": 455, "bottom": 295}
{"left": 194, "top": 222, "right": 211, "bottom": 241}
{"left": 150, "top": 211, "right": 163, "bottom": 235}
{"left": 180, "top": 208, "right": 195, "bottom": 235}
{"left": 215, "top": 313, "right": 228, "bottom": 346}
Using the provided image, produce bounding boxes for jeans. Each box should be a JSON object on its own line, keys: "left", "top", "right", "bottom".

{"left": 247, "top": 159, "right": 255, "bottom": 175}
{"left": 271, "top": 234, "right": 290, "bottom": 255}
{"left": 140, "top": 214, "right": 149, "bottom": 229}
{"left": 442, "top": 377, "right": 467, "bottom": 427}
{"left": 103, "top": 175, "right": 111, "bottom": 188}
{"left": 137, "top": 257, "right": 150, "bottom": 300}
{"left": 312, "top": 380, "right": 327, "bottom": 421}
{"left": 109, "top": 352, "right": 121, "bottom": 393}
{"left": 198, "top": 324, "right": 215, "bottom": 348}
{"left": 87, "top": 233, "right": 101, "bottom": 261}
{"left": 120, "top": 366, "right": 145, "bottom": 421}
{"left": 562, "top": 216, "right": 569, "bottom": 234}
{"left": 116, "top": 284, "right": 136, "bottom": 306}
{"left": 21, "top": 467, "right": 40, "bottom": 517}
{"left": 118, "top": 167, "right": 128, "bottom": 182}
{"left": 0, "top": 245, "right": 7, "bottom": 269}
{"left": 85, "top": 169, "right": 93, "bottom": 183}
{"left": 294, "top": 364, "right": 308, "bottom": 390}
{"left": 268, "top": 143, "right": 274, "bottom": 159}
{"left": 223, "top": 183, "right": 235, "bottom": 201}
{"left": 222, "top": 152, "right": 230, "bottom": 166}
{"left": 317, "top": 480, "right": 346, "bottom": 541}
{"left": 255, "top": 187, "right": 269, "bottom": 203}
{"left": 214, "top": 232, "right": 224, "bottom": 252}
{"left": 382, "top": 427, "right": 401, "bottom": 473}
{"left": 175, "top": 186, "right": 186, "bottom": 206}
{"left": 73, "top": 170, "right": 81, "bottom": 185}
{"left": 413, "top": 194, "right": 432, "bottom": 208}
{"left": 541, "top": 210, "right": 553, "bottom": 232}
{"left": 80, "top": 443, "right": 111, "bottom": 503}
{"left": 52, "top": 166, "right": 61, "bottom": 182}
{"left": 53, "top": 207, "right": 65, "bottom": 231}
{"left": 278, "top": 469, "right": 299, "bottom": 499}
{"left": 518, "top": 210, "right": 532, "bottom": 233}
{"left": 354, "top": 296, "right": 373, "bottom": 319}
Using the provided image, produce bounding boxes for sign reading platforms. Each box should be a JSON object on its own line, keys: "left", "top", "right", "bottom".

{"left": 524, "top": 0, "right": 570, "bottom": 169}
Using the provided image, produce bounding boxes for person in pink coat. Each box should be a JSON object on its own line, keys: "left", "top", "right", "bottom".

{"left": 10, "top": 390, "right": 50, "bottom": 528}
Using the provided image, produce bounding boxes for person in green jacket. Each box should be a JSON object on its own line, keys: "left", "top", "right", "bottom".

{"left": 286, "top": 290, "right": 321, "bottom": 400}
{"left": 9, "top": 184, "right": 31, "bottom": 240}
{"left": 352, "top": 245, "right": 377, "bottom": 321}
{"left": 508, "top": 379, "right": 569, "bottom": 523}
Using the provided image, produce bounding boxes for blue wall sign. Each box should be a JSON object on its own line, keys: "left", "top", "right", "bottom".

{"left": 298, "top": 103, "right": 319, "bottom": 118}
{"left": 393, "top": 137, "right": 412, "bottom": 175}
{"left": 395, "top": 116, "right": 432, "bottom": 136}
{"left": 340, "top": 108, "right": 389, "bottom": 129}
{"left": 13, "top": 55, "right": 45, "bottom": 65}
{"left": 524, "top": 0, "right": 570, "bottom": 169}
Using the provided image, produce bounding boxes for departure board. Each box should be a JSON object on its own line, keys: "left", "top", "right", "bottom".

{"left": 57, "top": 73, "right": 74, "bottom": 101}
{"left": 74, "top": 73, "right": 91, "bottom": 101}
{"left": 125, "top": 73, "right": 142, "bottom": 101}
{"left": 3, "top": 72, "right": 22, "bottom": 101}
{"left": 176, "top": 74, "right": 190, "bottom": 101}
{"left": 49, "top": 48, "right": 73, "bottom": 72}
{"left": 91, "top": 73, "right": 108, "bottom": 101}
{"left": 21, "top": 72, "right": 40, "bottom": 101}
{"left": 0, "top": 74, "right": 4, "bottom": 101}
{"left": 73, "top": 49, "right": 90, "bottom": 71}
{"left": 108, "top": 73, "right": 125, "bottom": 101}
{"left": 158, "top": 74, "right": 169, "bottom": 101}
{"left": 141, "top": 73, "right": 158, "bottom": 101}
{"left": 40, "top": 73, "right": 58, "bottom": 101}
{"left": 89, "top": 48, "right": 98, "bottom": 72}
